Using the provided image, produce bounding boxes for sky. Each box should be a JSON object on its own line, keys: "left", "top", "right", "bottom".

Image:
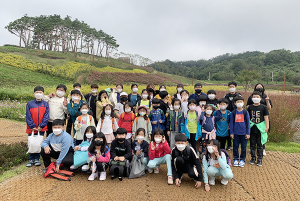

{"left": 1, "top": 0, "right": 300, "bottom": 62}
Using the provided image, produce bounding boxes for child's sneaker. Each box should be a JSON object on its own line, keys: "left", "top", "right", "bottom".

{"left": 147, "top": 168, "right": 153, "bottom": 173}
{"left": 34, "top": 159, "right": 41, "bottom": 166}
{"left": 263, "top": 149, "right": 266, "bottom": 156}
{"left": 208, "top": 178, "right": 215, "bottom": 186}
{"left": 88, "top": 172, "right": 98, "bottom": 181}
{"left": 26, "top": 160, "right": 34, "bottom": 167}
{"left": 221, "top": 178, "right": 229, "bottom": 185}
{"left": 70, "top": 165, "right": 77, "bottom": 171}
{"left": 99, "top": 172, "right": 106, "bottom": 181}
{"left": 118, "top": 177, "right": 123, "bottom": 181}
{"left": 81, "top": 164, "right": 89, "bottom": 171}
{"left": 249, "top": 158, "right": 256, "bottom": 165}
{"left": 167, "top": 176, "right": 173, "bottom": 185}
{"left": 257, "top": 160, "right": 262, "bottom": 166}
{"left": 239, "top": 160, "right": 245, "bottom": 168}
{"left": 233, "top": 160, "right": 239, "bottom": 167}
{"left": 154, "top": 166, "right": 160, "bottom": 174}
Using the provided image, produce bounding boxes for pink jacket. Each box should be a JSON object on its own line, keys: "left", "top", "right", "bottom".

{"left": 149, "top": 141, "right": 171, "bottom": 160}
{"left": 88, "top": 147, "right": 110, "bottom": 163}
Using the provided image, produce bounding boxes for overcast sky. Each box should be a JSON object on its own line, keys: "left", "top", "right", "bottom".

{"left": 1, "top": 0, "right": 300, "bottom": 62}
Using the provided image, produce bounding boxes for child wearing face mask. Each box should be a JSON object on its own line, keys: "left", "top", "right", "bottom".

{"left": 96, "top": 90, "right": 112, "bottom": 122}
{"left": 203, "top": 139, "right": 233, "bottom": 192}
{"left": 84, "top": 84, "right": 99, "bottom": 125}
{"left": 132, "top": 105, "right": 152, "bottom": 142}
{"left": 88, "top": 132, "right": 110, "bottom": 181}
{"left": 230, "top": 96, "right": 250, "bottom": 168}
{"left": 213, "top": 98, "right": 231, "bottom": 150}
{"left": 166, "top": 98, "right": 183, "bottom": 149}
{"left": 173, "top": 84, "right": 184, "bottom": 100}
{"left": 96, "top": 104, "right": 118, "bottom": 146}
{"left": 148, "top": 98, "right": 166, "bottom": 132}
{"left": 180, "top": 90, "right": 190, "bottom": 114}
{"left": 132, "top": 128, "right": 149, "bottom": 169}
{"left": 200, "top": 105, "right": 216, "bottom": 153}
{"left": 26, "top": 86, "right": 49, "bottom": 167}
{"left": 206, "top": 90, "right": 219, "bottom": 110}
{"left": 180, "top": 99, "right": 201, "bottom": 153}
{"left": 109, "top": 84, "right": 123, "bottom": 108}
{"left": 74, "top": 103, "right": 95, "bottom": 146}
{"left": 114, "top": 92, "right": 129, "bottom": 119}
{"left": 71, "top": 126, "right": 97, "bottom": 171}
{"left": 172, "top": 134, "right": 202, "bottom": 189}
{"left": 128, "top": 84, "right": 141, "bottom": 108}
{"left": 147, "top": 128, "right": 173, "bottom": 185}
{"left": 137, "top": 89, "right": 152, "bottom": 109}
{"left": 118, "top": 102, "right": 136, "bottom": 140}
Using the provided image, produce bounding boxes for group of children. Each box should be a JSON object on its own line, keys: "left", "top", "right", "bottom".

{"left": 25, "top": 81, "right": 271, "bottom": 191}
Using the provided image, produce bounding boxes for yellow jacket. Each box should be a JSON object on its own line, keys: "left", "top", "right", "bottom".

{"left": 154, "top": 94, "right": 172, "bottom": 103}
{"left": 96, "top": 98, "right": 112, "bottom": 121}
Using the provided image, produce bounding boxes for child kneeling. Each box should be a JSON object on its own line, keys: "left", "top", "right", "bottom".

{"left": 203, "top": 140, "right": 233, "bottom": 192}
{"left": 110, "top": 128, "right": 132, "bottom": 181}
{"left": 147, "top": 128, "right": 173, "bottom": 185}
{"left": 172, "top": 134, "right": 202, "bottom": 189}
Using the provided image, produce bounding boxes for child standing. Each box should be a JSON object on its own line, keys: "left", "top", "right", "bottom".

{"left": 132, "top": 105, "right": 152, "bottom": 142}
{"left": 166, "top": 98, "right": 183, "bottom": 149}
{"left": 230, "top": 96, "right": 250, "bottom": 168}
{"left": 213, "top": 98, "right": 231, "bottom": 150}
{"left": 137, "top": 89, "right": 152, "bottom": 109}
{"left": 132, "top": 128, "right": 149, "bottom": 169}
{"left": 206, "top": 90, "right": 219, "bottom": 110}
{"left": 74, "top": 103, "right": 96, "bottom": 146}
{"left": 96, "top": 104, "right": 118, "bottom": 146}
{"left": 173, "top": 84, "right": 184, "bottom": 100}
{"left": 128, "top": 84, "right": 141, "bottom": 109}
{"left": 85, "top": 84, "right": 99, "bottom": 125}
{"left": 200, "top": 105, "right": 216, "bottom": 153}
{"left": 247, "top": 91, "right": 269, "bottom": 166}
{"left": 26, "top": 86, "right": 49, "bottom": 167}
{"left": 114, "top": 92, "right": 128, "bottom": 119}
{"left": 148, "top": 128, "right": 173, "bottom": 185}
{"left": 148, "top": 98, "right": 166, "bottom": 132}
{"left": 118, "top": 102, "right": 136, "bottom": 140}
{"left": 180, "top": 90, "right": 190, "bottom": 114}
{"left": 88, "top": 132, "right": 110, "bottom": 181}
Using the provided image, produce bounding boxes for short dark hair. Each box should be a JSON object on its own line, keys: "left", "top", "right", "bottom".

{"left": 175, "top": 134, "right": 187, "bottom": 142}
{"left": 71, "top": 90, "right": 81, "bottom": 96}
{"left": 56, "top": 84, "right": 67, "bottom": 92}
{"left": 52, "top": 119, "right": 65, "bottom": 126}
{"left": 34, "top": 86, "right": 44, "bottom": 92}
{"left": 234, "top": 96, "right": 244, "bottom": 102}
{"left": 131, "top": 83, "right": 138, "bottom": 89}
{"left": 207, "top": 90, "right": 216, "bottom": 95}
{"left": 79, "top": 102, "right": 89, "bottom": 110}
{"left": 116, "top": 127, "right": 127, "bottom": 135}
{"left": 228, "top": 81, "right": 237, "bottom": 87}
{"left": 188, "top": 99, "right": 197, "bottom": 105}
{"left": 218, "top": 98, "right": 229, "bottom": 104}
{"left": 194, "top": 83, "right": 202, "bottom": 88}
{"left": 196, "top": 95, "right": 208, "bottom": 105}
{"left": 124, "top": 102, "right": 133, "bottom": 112}
{"left": 252, "top": 91, "right": 262, "bottom": 97}
{"left": 172, "top": 98, "right": 181, "bottom": 106}
{"left": 159, "top": 85, "right": 166, "bottom": 89}
{"left": 83, "top": 126, "right": 97, "bottom": 141}
{"left": 152, "top": 98, "right": 160, "bottom": 104}
{"left": 116, "top": 84, "right": 123, "bottom": 89}
{"left": 91, "top": 84, "right": 98, "bottom": 89}
{"left": 204, "top": 104, "right": 214, "bottom": 111}
{"left": 73, "top": 83, "right": 81, "bottom": 88}
{"left": 136, "top": 128, "right": 146, "bottom": 136}
{"left": 151, "top": 128, "right": 164, "bottom": 141}
{"left": 180, "top": 90, "right": 189, "bottom": 96}
{"left": 177, "top": 84, "right": 184, "bottom": 88}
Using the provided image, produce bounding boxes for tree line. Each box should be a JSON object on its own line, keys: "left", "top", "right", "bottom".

{"left": 150, "top": 49, "right": 300, "bottom": 85}
{"left": 5, "top": 14, "right": 119, "bottom": 60}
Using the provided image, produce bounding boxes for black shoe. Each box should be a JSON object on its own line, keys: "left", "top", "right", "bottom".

{"left": 249, "top": 158, "right": 256, "bottom": 165}
{"left": 226, "top": 147, "right": 231, "bottom": 151}
{"left": 118, "top": 177, "right": 123, "bottom": 181}
{"left": 111, "top": 176, "right": 115, "bottom": 180}
{"left": 257, "top": 160, "right": 262, "bottom": 166}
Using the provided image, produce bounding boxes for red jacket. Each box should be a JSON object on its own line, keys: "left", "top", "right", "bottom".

{"left": 148, "top": 141, "right": 171, "bottom": 160}
{"left": 26, "top": 99, "right": 49, "bottom": 134}
{"left": 118, "top": 112, "right": 136, "bottom": 133}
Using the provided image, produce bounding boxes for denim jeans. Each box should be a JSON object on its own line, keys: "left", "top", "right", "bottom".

{"left": 28, "top": 132, "right": 44, "bottom": 161}
{"left": 147, "top": 154, "right": 172, "bottom": 176}
{"left": 233, "top": 134, "right": 248, "bottom": 161}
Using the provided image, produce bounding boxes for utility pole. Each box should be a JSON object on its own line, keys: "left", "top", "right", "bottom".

{"left": 208, "top": 72, "right": 210, "bottom": 81}
{"left": 192, "top": 72, "right": 194, "bottom": 86}
{"left": 272, "top": 72, "right": 273, "bottom": 82}
{"left": 284, "top": 73, "right": 286, "bottom": 94}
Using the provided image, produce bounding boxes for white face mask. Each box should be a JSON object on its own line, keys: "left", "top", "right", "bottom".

{"left": 229, "top": 88, "right": 236, "bottom": 93}
{"left": 236, "top": 103, "right": 244, "bottom": 108}
{"left": 176, "top": 144, "right": 186, "bottom": 151}
{"left": 252, "top": 98, "right": 261, "bottom": 104}
{"left": 208, "top": 94, "right": 216, "bottom": 100}
{"left": 132, "top": 88, "right": 138, "bottom": 93}
{"left": 81, "top": 109, "right": 88, "bottom": 114}
{"left": 154, "top": 138, "right": 162, "bottom": 144}
{"left": 56, "top": 90, "right": 65, "bottom": 97}
{"left": 137, "top": 136, "right": 144, "bottom": 141}
{"left": 142, "top": 94, "right": 148, "bottom": 99}
{"left": 117, "top": 88, "right": 122, "bottom": 93}
{"left": 105, "top": 110, "right": 111, "bottom": 115}
{"left": 35, "top": 93, "right": 43, "bottom": 100}
{"left": 174, "top": 105, "right": 180, "bottom": 110}
{"left": 72, "top": 96, "right": 80, "bottom": 101}
{"left": 184, "top": 96, "right": 189, "bottom": 101}
{"left": 199, "top": 102, "right": 206, "bottom": 106}
{"left": 160, "top": 88, "right": 166, "bottom": 92}
{"left": 75, "top": 88, "right": 81, "bottom": 91}
{"left": 86, "top": 133, "right": 93, "bottom": 139}
{"left": 125, "top": 108, "right": 131, "bottom": 113}
{"left": 139, "top": 112, "right": 145, "bottom": 116}
{"left": 177, "top": 88, "right": 183, "bottom": 93}
{"left": 206, "top": 110, "right": 212, "bottom": 115}
{"left": 220, "top": 106, "right": 227, "bottom": 110}
{"left": 53, "top": 129, "right": 62, "bottom": 136}
{"left": 150, "top": 95, "right": 153, "bottom": 99}
{"left": 189, "top": 106, "right": 196, "bottom": 111}
{"left": 207, "top": 146, "right": 214, "bottom": 153}
{"left": 91, "top": 90, "right": 97, "bottom": 94}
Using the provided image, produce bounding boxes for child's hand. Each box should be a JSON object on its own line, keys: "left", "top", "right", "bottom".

{"left": 195, "top": 181, "right": 202, "bottom": 189}
{"left": 162, "top": 136, "right": 166, "bottom": 143}
{"left": 91, "top": 157, "right": 96, "bottom": 162}
{"left": 213, "top": 147, "right": 219, "bottom": 157}
{"left": 37, "top": 127, "right": 42, "bottom": 131}
{"left": 63, "top": 99, "right": 68, "bottom": 107}
{"left": 151, "top": 143, "right": 155, "bottom": 150}
{"left": 49, "top": 93, "right": 55, "bottom": 98}
{"left": 44, "top": 146, "right": 51, "bottom": 154}
{"left": 114, "top": 156, "right": 119, "bottom": 161}
{"left": 265, "top": 127, "right": 269, "bottom": 132}
{"left": 152, "top": 121, "right": 157, "bottom": 125}
{"left": 74, "top": 146, "right": 80, "bottom": 151}
{"left": 230, "top": 134, "right": 234, "bottom": 139}
{"left": 136, "top": 150, "right": 141, "bottom": 155}
{"left": 159, "top": 120, "right": 163, "bottom": 123}
{"left": 175, "top": 178, "right": 181, "bottom": 187}
{"left": 205, "top": 184, "right": 210, "bottom": 192}
{"left": 167, "top": 131, "right": 170, "bottom": 136}
{"left": 245, "top": 135, "right": 250, "bottom": 139}
{"left": 118, "top": 156, "right": 125, "bottom": 161}
{"left": 77, "top": 123, "right": 81, "bottom": 128}
{"left": 55, "top": 165, "right": 60, "bottom": 173}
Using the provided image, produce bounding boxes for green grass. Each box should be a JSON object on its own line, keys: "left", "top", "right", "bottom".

{"left": 265, "top": 142, "right": 300, "bottom": 153}
{"left": 0, "top": 164, "right": 27, "bottom": 183}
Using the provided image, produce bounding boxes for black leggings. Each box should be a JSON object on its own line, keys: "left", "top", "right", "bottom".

{"left": 89, "top": 161, "right": 108, "bottom": 172}
{"left": 216, "top": 136, "right": 227, "bottom": 150}
{"left": 188, "top": 133, "right": 197, "bottom": 152}
{"left": 41, "top": 146, "right": 74, "bottom": 168}
{"left": 174, "top": 156, "right": 200, "bottom": 180}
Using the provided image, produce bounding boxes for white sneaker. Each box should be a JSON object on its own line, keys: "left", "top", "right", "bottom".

{"left": 82, "top": 165, "right": 89, "bottom": 171}
{"left": 148, "top": 168, "right": 153, "bottom": 173}
{"left": 154, "top": 166, "right": 160, "bottom": 174}
{"left": 208, "top": 178, "right": 215, "bottom": 186}
{"left": 99, "top": 172, "right": 106, "bottom": 181}
{"left": 263, "top": 149, "right": 266, "bottom": 156}
{"left": 221, "top": 178, "right": 229, "bottom": 185}
{"left": 70, "top": 165, "right": 77, "bottom": 171}
{"left": 88, "top": 172, "right": 98, "bottom": 181}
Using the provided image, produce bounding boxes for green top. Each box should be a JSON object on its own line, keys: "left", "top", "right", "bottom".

{"left": 187, "top": 111, "right": 197, "bottom": 133}
{"left": 140, "top": 100, "right": 151, "bottom": 109}
{"left": 250, "top": 121, "right": 268, "bottom": 145}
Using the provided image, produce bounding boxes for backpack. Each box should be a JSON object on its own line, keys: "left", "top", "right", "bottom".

{"left": 121, "top": 112, "right": 135, "bottom": 126}
{"left": 201, "top": 116, "right": 215, "bottom": 126}
{"left": 169, "top": 110, "right": 182, "bottom": 131}
{"left": 44, "top": 162, "right": 75, "bottom": 181}
{"left": 220, "top": 149, "right": 232, "bottom": 166}
{"left": 78, "top": 115, "right": 93, "bottom": 123}
{"left": 100, "top": 117, "right": 115, "bottom": 130}
{"left": 137, "top": 100, "right": 151, "bottom": 108}
{"left": 136, "top": 116, "right": 150, "bottom": 131}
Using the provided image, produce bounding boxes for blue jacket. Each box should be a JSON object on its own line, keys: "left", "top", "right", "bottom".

{"left": 166, "top": 109, "right": 183, "bottom": 133}
{"left": 230, "top": 109, "right": 250, "bottom": 136}
{"left": 213, "top": 110, "right": 231, "bottom": 137}
{"left": 180, "top": 111, "right": 201, "bottom": 140}
{"left": 188, "top": 92, "right": 207, "bottom": 102}
{"left": 132, "top": 140, "right": 149, "bottom": 158}
{"left": 67, "top": 100, "right": 87, "bottom": 123}
{"left": 148, "top": 109, "right": 166, "bottom": 131}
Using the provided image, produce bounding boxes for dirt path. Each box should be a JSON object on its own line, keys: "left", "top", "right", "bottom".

{"left": 1, "top": 119, "right": 300, "bottom": 200}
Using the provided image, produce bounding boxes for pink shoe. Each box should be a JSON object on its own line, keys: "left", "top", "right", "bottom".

{"left": 168, "top": 176, "right": 173, "bottom": 185}
{"left": 154, "top": 166, "right": 160, "bottom": 174}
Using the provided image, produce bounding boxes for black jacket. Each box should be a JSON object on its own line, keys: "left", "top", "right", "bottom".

{"left": 110, "top": 139, "right": 132, "bottom": 161}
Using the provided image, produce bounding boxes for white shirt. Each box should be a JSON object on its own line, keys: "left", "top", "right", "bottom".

{"left": 43, "top": 96, "right": 68, "bottom": 122}
{"left": 96, "top": 115, "right": 118, "bottom": 134}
